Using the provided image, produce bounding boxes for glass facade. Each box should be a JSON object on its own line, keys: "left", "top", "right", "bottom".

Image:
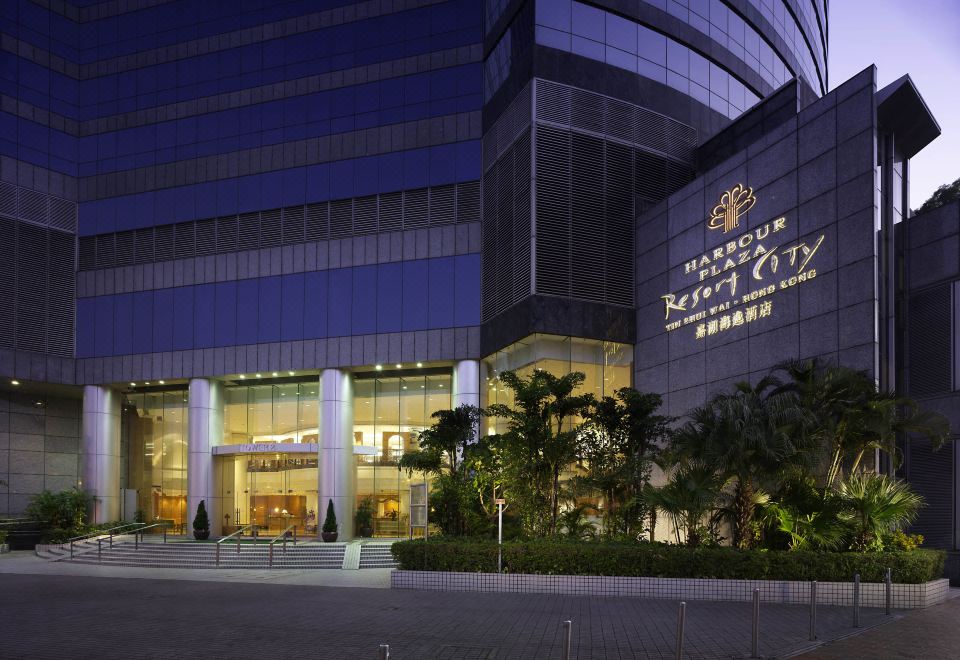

{"left": 482, "top": 335, "right": 633, "bottom": 435}
{"left": 534, "top": 0, "right": 764, "bottom": 119}
{"left": 223, "top": 381, "right": 319, "bottom": 445}
{"left": 354, "top": 372, "right": 451, "bottom": 537}
{"left": 124, "top": 390, "right": 189, "bottom": 530}
{"left": 218, "top": 452, "right": 319, "bottom": 536}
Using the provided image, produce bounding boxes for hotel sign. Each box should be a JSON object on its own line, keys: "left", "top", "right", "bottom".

{"left": 661, "top": 185, "right": 825, "bottom": 339}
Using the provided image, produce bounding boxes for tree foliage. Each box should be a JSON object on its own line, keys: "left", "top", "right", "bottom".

{"left": 915, "top": 176, "right": 960, "bottom": 215}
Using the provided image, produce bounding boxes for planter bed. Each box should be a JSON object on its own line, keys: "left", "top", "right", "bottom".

{"left": 390, "top": 570, "right": 950, "bottom": 609}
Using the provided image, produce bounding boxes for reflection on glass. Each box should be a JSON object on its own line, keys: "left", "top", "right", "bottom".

{"left": 217, "top": 453, "right": 319, "bottom": 536}
{"left": 354, "top": 372, "right": 452, "bottom": 537}
{"left": 124, "top": 390, "right": 189, "bottom": 530}
{"left": 223, "top": 381, "right": 319, "bottom": 445}
{"left": 482, "top": 334, "right": 633, "bottom": 435}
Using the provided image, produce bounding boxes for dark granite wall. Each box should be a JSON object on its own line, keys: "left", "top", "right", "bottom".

{"left": 634, "top": 67, "right": 880, "bottom": 417}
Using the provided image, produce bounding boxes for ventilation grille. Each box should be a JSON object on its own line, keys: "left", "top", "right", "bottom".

{"left": 0, "top": 182, "right": 77, "bottom": 233}
{"left": 78, "top": 183, "right": 481, "bottom": 271}
{"left": 483, "top": 82, "right": 533, "bottom": 172}
{"left": 0, "top": 216, "right": 75, "bottom": 356}
{"left": 908, "top": 285, "right": 952, "bottom": 396}
{"left": 901, "top": 438, "right": 954, "bottom": 548}
{"left": 482, "top": 129, "right": 532, "bottom": 321}
{"left": 534, "top": 79, "right": 698, "bottom": 164}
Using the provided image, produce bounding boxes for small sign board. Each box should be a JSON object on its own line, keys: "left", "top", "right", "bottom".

{"left": 495, "top": 498, "right": 506, "bottom": 505}
{"left": 410, "top": 482, "right": 428, "bottom": 539}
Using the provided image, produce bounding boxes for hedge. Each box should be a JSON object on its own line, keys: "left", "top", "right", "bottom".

{"left": 390, "top": 540, "right": 946, "bottom": 584}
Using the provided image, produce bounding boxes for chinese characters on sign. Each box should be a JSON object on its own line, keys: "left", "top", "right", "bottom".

{"left": 660, "top": 185, "right": 827, "bottom": 339}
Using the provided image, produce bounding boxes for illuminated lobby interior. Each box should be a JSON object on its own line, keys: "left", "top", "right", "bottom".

{"left": 112, "top": 334, "right": 629, "bottom": 539}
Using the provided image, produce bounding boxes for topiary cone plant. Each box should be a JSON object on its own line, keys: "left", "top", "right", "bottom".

{"left": 321, "top": 498, "right": 339, "bottom": 542}
{"left": 193, "top": 500, "right": 210, "bottom": 540}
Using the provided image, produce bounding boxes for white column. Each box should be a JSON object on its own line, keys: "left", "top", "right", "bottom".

{"left": 81, "top": 386, "right": 121, "bottom": 524}
{"left": 318, "top": 368, "right": 355, "bottom": 539}
{"left": 188, "top": 378, "right": 224, "bottom": 536}
{"left": 452, "top": 359, "right": 481, "bottom": 410}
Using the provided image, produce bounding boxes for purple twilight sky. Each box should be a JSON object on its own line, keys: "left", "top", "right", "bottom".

{"left": 829, "top": 0, "right": 960, "bottom": 210}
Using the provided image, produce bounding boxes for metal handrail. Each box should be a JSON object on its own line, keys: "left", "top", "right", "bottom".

{"left": 97, "top": 522, "right": 171, "bottom": 561}
{"left": 215, "top": 524, "right": 258, "bottom": 566}
{"left": 68, "top": 523, "right": 146, "bottom": 559}
{"left": 267, "top": 524, "right": 298, "bottom": 567}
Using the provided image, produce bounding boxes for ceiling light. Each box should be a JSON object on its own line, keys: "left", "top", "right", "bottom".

{"left": 256, "top": 373, "right": 262, "bottom": 378}
{"left": 272, "top": 372, "right": 279, "bottom": 377}
{"left": 416, "top": 362, "right": 423, "bottom": 368}
{"left": 239, "top": 375, "right": 246, "bottom": 380}
{"left": 395, "top": 364, "right": 402, "bottom": 369}
{"left": 288, "top": 371, "right": 295, "bottom": 376}
{"left": 145, "top": 381, "right": 151, "bottom": 385}
{"left": 158, "top": 380, "right": 165, "bottom": 385}
{"left": 375, "top": 365, "right": 383, "bottom": 371}
{"left": 129, "top": 382, "right": 136, "bottom": 387}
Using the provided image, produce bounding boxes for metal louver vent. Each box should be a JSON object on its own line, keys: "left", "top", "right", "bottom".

{"left": 259, "top": 209, "right": 282, "bottom": 247}
{"left": 95, "top": 234, "right": 115, "bottom": 269}
{"left": 305, "top": 203, "right": 328, "bottom": 241}
{"left": 154, "top": 225, "right": 175, "bottom": 261}
{"left": 115, "top": 230, "right": 135, "bottom": 266}
{"left": 329, "top": 200, "right": 353, "bottom": 238}
{"left": 353, "top": 196, "right": 378, "bottom": 234}
{"left": 378, "top": 193, "right": 402, "bottom": 232}
{"left": 0, "top": 217, "right": 15, "bottom": 348}
{"left": 217, "top": 216, "right": 239, "bottom": 252}
{"left": 174, "top": 222, "right": 195, "bottom": 259}
{"left": 49, "top": 198, "right": 77, "bottom": 232}
{"left": 46, "top": 230, "right": 75, "bottom": 356}
{"left": 238, "top": 213, "right": 260, "bottom": 251}
{"left": 79, "top": 236, "right": 97, "bottom": 270}
{"left": 908, "top": 285, "right": 952, "bottom": 396}
{"left": 195, "top": 219, "right": 216, "bottom": 256}
{"left": 403, "top": 189, "right": 428, "bottom": 229}
{"left": 456, "top": 182, "right": 480, "bottom": 223}
{"left": 16, "top": 223, "right": 47, "bottom": 353}
{"left": 18, "top": 189, "right": 47, "bottom": 225}
{"left": 0, "top": 182, "right": 15, "bottom": 217}
{"left": 134, "top": 229, "right": 155, "bottom": 263}
{"left": 281, "top": 206, "right": 305, "bottom": 244}
{"left": 429, "top": 185, "right": 455, "bottom": 226}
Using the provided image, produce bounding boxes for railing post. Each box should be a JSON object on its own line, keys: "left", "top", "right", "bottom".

{"left": 561, "top": 620, "right": 572, "bottom": 660}
{"left": 135, "top": 531, "right": 139, "bottom": 550}
{"left": 109, "top": 533, "right": 113, "bottom": 549}
{"left": 163, "top": 526, "right": 167, "bottom": 544}
{"left": 377, "top": 644, "right": 389, "bottom": 660}
{"left": 809, "top": 581, "right": 817, "bottom": 641}
{"left": 215, "top": 543, "right": 220, "bottom": 567}
{"left": 751, "top": 589, "right": 760, "bottom": 658}
{"left": 98, "top": 538, "right": 102, "bottom": 562}
{"left": 70, "top": 540, "right": 74, "bottom": 559}
{"left": 237, "top": 533, "right": 241, "bottom": 555}
{"left": 853, "top": 572, "right": 861, "bottom": 628}
{"left": 885, "top": 567, "right": 892, "bottom": 615}
{"left": 293, "top": 527, "right": 297, "bottom": 543}
{"left": 269, "top": 543, "right": 273, "bottom": 568}
{"left": 675, "top": 601, "right": 686, "bottom": 660}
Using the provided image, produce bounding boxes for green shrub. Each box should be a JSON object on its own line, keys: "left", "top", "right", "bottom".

{"left": 322, "top": 499, "right": 338, "bottom": 534}
{"left": 0, "top": 530, "right": 8, "bottom": 544}
{"left": 390, "top": 540, "right": 945, "bottom": 584}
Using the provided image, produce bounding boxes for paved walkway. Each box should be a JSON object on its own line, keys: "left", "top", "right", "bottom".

{"left": 0, "top": 553, "right": 905, "bottom": 660}
{"left": 796, "top": 594, "right": 960, "bottom": 659}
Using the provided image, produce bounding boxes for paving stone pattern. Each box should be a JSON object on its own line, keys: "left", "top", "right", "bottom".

{"left": 0, "top": 573, "right": 898, "bottom": 659}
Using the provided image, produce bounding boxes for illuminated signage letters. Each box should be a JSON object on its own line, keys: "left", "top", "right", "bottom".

{"left": 661, "top": 185, "right": 826, "bottom": 339}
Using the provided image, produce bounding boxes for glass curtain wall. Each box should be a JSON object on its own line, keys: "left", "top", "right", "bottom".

{"left": 124, "top": 390, "right": 189, "bottom": 531}
{"left": 354, "top": 372, "right": 451, "bottom": 537}
{"left": 482, "top": 334, "right": 633, "bottom": 435}
{"left": 219, "top": 380, "right": 320, "bottom": 534}
{"left": 223, "top": 382, "right": 319, "bottom": 445}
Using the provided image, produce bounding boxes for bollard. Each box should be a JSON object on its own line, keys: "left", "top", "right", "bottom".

{"left": 751, "top": 589, "right": 760, "bottom": 658}
{"left": 378, "top": 644, "right": 390, "bottom": 659}
{"left": 885, "top": 567, "right": 892, "bottom": 615}
{"left": 853, "top": 572, "right": 860, "bottom": 628}
{"left": 561, "top": 620, "right": 572, "bottom": 660}
{"left": 676, "top": 601, "right": 686, "bottom": 660}
{"left": 809, "top": 581, "right": 817, "bottom": 641}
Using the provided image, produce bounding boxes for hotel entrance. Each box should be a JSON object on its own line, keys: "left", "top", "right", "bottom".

{"left": 217, "top": 451, "right": 319, "bottom": 536}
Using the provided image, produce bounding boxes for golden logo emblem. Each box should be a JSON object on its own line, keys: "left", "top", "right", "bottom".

{"left": 708, "top": 184, "right": 756, "bottom": 233}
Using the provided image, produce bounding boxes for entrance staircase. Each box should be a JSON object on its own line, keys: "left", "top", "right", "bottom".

{"left": 36, "top": 536, "right": 399, "bottom": 569}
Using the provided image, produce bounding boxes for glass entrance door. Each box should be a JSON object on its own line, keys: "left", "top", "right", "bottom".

{"left": 218, "top": 453, "right": 319, "bottom": 536}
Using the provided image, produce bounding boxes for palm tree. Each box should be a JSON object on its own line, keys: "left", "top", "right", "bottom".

{"left": 776, "top": 359, "right": 950, "bottom": 485}
{"left": 671, "top": 376, "right": 814, "bottom": 548}
{"left": 487, "top": 369, "right": 594, "bottom": 535}
{"left": 836, "top": 473, "right": 923, "bottom": 551}
{"left": 645, "top": 462, "right": 726, "bottom": 547}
